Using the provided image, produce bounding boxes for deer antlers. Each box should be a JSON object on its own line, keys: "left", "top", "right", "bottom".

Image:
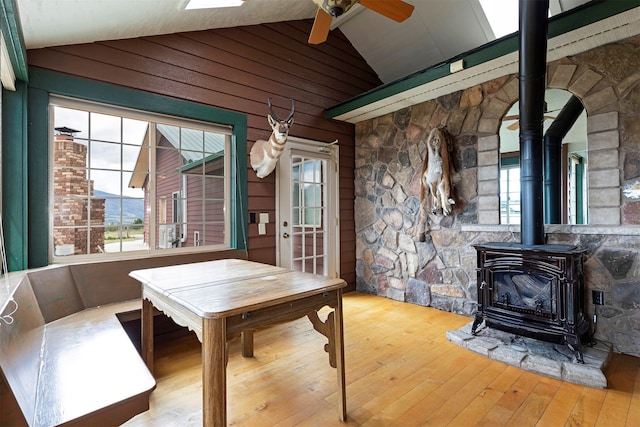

{"left": 268, "top": 97, "right": 295, "bottom": 127}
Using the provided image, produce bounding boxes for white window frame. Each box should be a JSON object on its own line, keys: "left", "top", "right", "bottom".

{"left": 49, "top": 96, "right": 232, "bottom": 262}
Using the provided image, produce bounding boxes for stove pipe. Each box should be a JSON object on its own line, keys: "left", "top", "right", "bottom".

{"left": 518, "top": 0, "right": 549, "bottom": 246}
{"left": 544, "top": 95, "right": 584, "bottom": 223}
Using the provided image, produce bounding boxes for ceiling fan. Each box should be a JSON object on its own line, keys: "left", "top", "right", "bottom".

{"left": 308, "top": 0, "right": 415, "bottom": 44}
{"left": 503, "top": 114, "right": 558, "bottom": 131}
{"left": 502, "top": 103, "right": 560, "bottom": 131}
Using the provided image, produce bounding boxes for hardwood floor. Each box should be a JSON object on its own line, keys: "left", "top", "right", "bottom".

{"left": 123, "top": 292, "right": 640, "bottom": 426}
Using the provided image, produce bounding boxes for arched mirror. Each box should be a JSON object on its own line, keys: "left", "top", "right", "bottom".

{"left": 499, "top": 88, "right": 588, "bottom": 225}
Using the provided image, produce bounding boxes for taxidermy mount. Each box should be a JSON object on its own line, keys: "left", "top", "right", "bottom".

{"left": 250, "top": 98, "right": 295, "bottom": 178}
{"left": 416, "top": 127, "right": 460, "bottom": 241}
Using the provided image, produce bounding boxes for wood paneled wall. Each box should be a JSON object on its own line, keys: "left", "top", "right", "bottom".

{"left": 27, "top": 19, "right": 381, "bottom": 286}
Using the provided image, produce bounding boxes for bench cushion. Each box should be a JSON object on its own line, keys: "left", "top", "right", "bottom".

{"left": 34, "top": 300, "right": 156, "bottom": 427}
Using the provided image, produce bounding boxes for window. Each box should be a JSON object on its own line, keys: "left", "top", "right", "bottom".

{"left": 51, "top": 97, "right": 231, "bottom": 258}
{"left": 568, "top": 154, "right": 587, "bottom": 224}
{"left": 292, "top": 158, "right": 324, "bottom": 228}
{"left": 479, "top": 0, "right": 519, "bottom": 38}
{"left": 479, "top": 0, "right": 579, "bottom": 39}
{"left": 500, "top": 157, "right": 520, "bottom": 225}
{"left": 171, "top": 191, "right": 181, "bottom": 224}
{"left": 291, "top": 156, "right": 326, "bottom": 274}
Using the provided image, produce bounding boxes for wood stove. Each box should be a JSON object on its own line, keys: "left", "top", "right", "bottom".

{"left": 471, "top": 243, "right": 589, "bottom": 362}
{"left": 469, "top": 1, "right": 591, "bottom": 364}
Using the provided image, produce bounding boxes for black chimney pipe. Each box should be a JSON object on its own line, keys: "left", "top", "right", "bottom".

{"left": 544, "top": 95, "right": 584, "bottom": 223}
{"left": 519, "top": 0, "right": 549, "bottom": 246}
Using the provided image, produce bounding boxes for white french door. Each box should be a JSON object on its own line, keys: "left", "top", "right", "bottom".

{"left": 277, "top": 138, "right": 339, "bottom": 278}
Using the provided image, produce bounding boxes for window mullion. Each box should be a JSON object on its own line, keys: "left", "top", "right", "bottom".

{"left": 149, "top": 122, "right": 158, "bottom": 251}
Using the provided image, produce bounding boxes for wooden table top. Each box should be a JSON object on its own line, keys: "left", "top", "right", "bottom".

{"left": 129, "top": 259, "right": 346, "bottom": 318}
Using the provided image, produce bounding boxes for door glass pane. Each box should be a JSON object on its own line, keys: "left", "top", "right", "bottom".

{"left": 291, "top": 155, "right": 326, "bottom": 275}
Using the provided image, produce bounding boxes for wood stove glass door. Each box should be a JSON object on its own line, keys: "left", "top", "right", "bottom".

{"left": 490, "top": 268, "right": 558, "bottom": 322}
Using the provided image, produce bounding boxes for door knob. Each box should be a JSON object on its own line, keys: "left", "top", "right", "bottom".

{"left": 283, "top": 233, "right": 290, "bottom": 239}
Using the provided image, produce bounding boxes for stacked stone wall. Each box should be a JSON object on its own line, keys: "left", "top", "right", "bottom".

{"left": 354, "top": 37, "right": 640, "bottom": 357}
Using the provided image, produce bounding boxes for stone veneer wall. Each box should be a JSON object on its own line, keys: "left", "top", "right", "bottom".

{"left": 354, "top": 36, "right": 640, "bottom": 357}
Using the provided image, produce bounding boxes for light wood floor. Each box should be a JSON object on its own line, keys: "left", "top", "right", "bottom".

{"left": 123, "top": 292, "right": 640, "bottom": 426}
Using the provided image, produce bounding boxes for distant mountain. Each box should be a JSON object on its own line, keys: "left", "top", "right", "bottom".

{"left": 94, "top": 190, "right": 144, "bottom": 224}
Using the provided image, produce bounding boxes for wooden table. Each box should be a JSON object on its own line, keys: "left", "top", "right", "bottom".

{"left": 129, "top": 259, "right": 347, "bottom": 426}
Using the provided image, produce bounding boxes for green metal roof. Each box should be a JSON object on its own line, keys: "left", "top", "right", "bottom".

{"left": 157, "top": 123, "right": 226, "bottom": 163}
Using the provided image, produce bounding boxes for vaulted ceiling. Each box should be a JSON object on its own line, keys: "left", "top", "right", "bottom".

{"left": 16, "top": 0, "right": 627, "bottom": 153}
{"left": 17, "top": 0, "right": 589, "bottom": 84}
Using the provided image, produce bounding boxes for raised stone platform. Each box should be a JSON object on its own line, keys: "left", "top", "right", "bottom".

{"left": 447, "top": 321, "right": 612, "bottom": 388}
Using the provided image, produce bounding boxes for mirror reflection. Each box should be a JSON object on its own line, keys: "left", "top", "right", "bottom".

{"left": 499, "top": 88, "right": 588, "bottom": 225}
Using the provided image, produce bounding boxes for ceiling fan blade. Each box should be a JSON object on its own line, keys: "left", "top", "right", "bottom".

{"left": 309, "top": 8, "right": 333, "bottom": 44}
{"left": 359, "top": 0, "right": 415, "bottom": 22}
{"left": 507, "top": 121, "right": 520, "bottom": 131}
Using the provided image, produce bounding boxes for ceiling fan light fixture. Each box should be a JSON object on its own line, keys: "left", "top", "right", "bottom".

{"left": 329, "top": 6, "right": 344, "bottom": 17}
{"left": 323, "top": 0, "right": 353, "bottom": 17}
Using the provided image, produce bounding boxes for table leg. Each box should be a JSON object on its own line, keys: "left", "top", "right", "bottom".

{"left": 241, "top": 330, "right": 254, "bottom": 357}
{"left": 202, "top": 317, "right": 227, "bottom": 427}
{"left": 334, "top": 289, "right": 347, "bottom": 421}
{"left": 142, "top": 298, "right": 154, "bottom": 374}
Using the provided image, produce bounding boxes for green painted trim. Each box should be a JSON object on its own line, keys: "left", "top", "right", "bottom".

{"left": 28, "top": 68, "right": 245, "bottom": 126}
{"left": 326, "top": 0, "right": 640, "bottom": 119}
{"left": 27, "top": 87, "right": 49, "bottom": 267}
{"left": 0, "top": 0, "right": 28, "bottom": 81}
{"left": 547, "top": 0, "right": 635, "bottom": 39}
{"left": 500, "top": 156, "right": 520, "bottom": 167}
{"left": 231, "top": 127, "right": 248, "bottom": 249}
{"left": 2, "top": 82, "right": 28, "bottom": 271}
{"left": 27, "top": 68, "right": 248, "bottom": 260}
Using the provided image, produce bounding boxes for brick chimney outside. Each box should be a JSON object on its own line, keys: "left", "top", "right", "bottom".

{"left": 53, "top": 133, "right": 105, "bottom": 255}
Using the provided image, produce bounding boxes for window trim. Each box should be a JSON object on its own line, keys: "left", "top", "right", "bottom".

{"left": 27, "top": 67, "right": 247, "bottom": 266}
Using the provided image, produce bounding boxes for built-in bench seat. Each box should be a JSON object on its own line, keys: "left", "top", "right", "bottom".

{"left": 0, "top": 249, "right": 246, "bottom": 426}
{"left": 0, "top": 275, "right": 154, "bottom": 427}
{"left": 36, "top": 300, "right": 154, "bottom": 427}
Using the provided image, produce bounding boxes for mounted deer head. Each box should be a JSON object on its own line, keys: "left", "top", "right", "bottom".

{"left": 250, "top": 98, "right": 295, "bottom": 178}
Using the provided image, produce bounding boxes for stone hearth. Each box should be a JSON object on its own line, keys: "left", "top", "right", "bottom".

{"left": 447, "top": 322, "right": 612, "bottom": 388}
